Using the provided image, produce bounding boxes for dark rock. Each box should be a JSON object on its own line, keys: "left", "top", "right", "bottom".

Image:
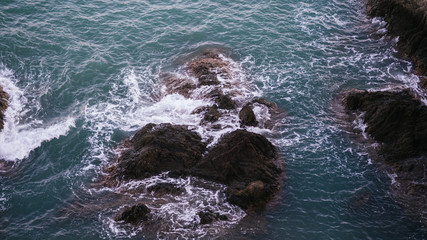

{"left": 147, "top": 183, "right": 185, "bottom": 196}
{"left": 0, "top": 86, "right": 9, "bottom": 132}
{"left": 203, "top": 104, "right": 221, "bottom": 123}
{"left": 115, "top": 203, "right": 151, "bottom": 224}
{"left": 194, "top": 130, "right": 282, "bottom": 210}
{"left": 108, "top": 123, "right": 206, "bottom": 181}
{"left": 247, "top": 98, "right": 286, "bottom": 129}
{"left": 198, "top": 209, "right": 228, "bottom": 224}
{"left": 239, "top": 105, "right": 258, "bottom": 127}
{"left": 344, "top": 89, "right": 427, "bottom": 161}
{"left": 215, "top": 93, "right": 236, "bottom": 110}
{"left": 366, "top": 0, "right": 427, "bottom": 85}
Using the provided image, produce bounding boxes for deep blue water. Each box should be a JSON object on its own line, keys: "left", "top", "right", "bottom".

{"left": 0, "top": 0, "right": 425, "bottom": 239}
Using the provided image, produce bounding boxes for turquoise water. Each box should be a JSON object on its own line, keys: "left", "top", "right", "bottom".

{"left": 0, "top": 0, "right": 425, "bottom": 239}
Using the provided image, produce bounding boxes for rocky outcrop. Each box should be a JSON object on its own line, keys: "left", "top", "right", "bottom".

{"left": 366, "top": 0, "right": 427, "bottom": 86}
{"left": 194, "top": 130, "right": 282, "bottom": 210}
{"left": 107, "top": 123, "right": 206, "bottom": 181}
{"left": 343, "top": 88, "right": 426, "bottom": 224}
{"left": 108, "top": 124, "right": 283, "bottom": 211}
{"left": 0, "top": 86, "right": 9, "bottom": 132}
{"left": 344, "top": 89, "right": 427, "bottom": 161}
{"left": 102, "top": 50, "right": 285, "bottom": 233}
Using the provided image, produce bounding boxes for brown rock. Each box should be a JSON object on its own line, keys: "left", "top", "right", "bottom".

{"left": 239, "top": 105, "right": 258, "bottom": 127}
{"left": 189, "top": 58, "right": 229, "bottom": 86}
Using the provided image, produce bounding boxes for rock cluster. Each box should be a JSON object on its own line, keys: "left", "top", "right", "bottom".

{"left": 366, "top": 0, "right": 427, "bottom": 86}
{"left": 343, "top": 88, "right": 426, "bottom": 223}
{"left": 107, "top": 51, "right": 285, "bottom": 225}
{"left": 107, "top": 124, "right": 282, "bottom": 217}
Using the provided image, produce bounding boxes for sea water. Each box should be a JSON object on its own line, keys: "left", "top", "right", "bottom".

{"left": 0, "top": 0, "right": 425, "bottom": 239}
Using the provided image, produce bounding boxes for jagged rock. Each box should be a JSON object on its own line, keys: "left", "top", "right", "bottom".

{"left": 366, "top": 0, "right": 427, "bottom": 86}
{"left": 0, "top": 86, "right": 9, "bottom": 132}
{"left": 147, "top": 183, "right": 185, "bottom": 196}
{"left": 239, "top": 105, "right": 258, "bottom": 127}
{"left": 344, "top": 89, "right": 427, "bottom": 161}
{"left": 198, "top": 209, "right": 228, "bottom": 224}
{"left": 194, "top": 130, "right": 282, "bottom": 210}
{"left": 108, "top": 123, "right": 206, "bottom": 181}
{"left": 115, "top": 203, "right": 151, "bottom": 224}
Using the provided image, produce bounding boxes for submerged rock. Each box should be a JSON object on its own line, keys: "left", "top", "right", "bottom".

{"left": 198, "top": 209, "right": 228, "bottom": 224}
{"left": 107, "top": 123, "right": 206, "bottom": 181}
{"left": 0, "top": 85, "right": 9, "bottom": 132}
{"left": 147, "top": 183, "right": 185, "bottom": 196}
{"left": 115, "top": 203, "right": 152, "bottom": 224}
{"left": 194, "top": 130, "right": 282, "bottom": 210}
{"left": 343, "top": 88, "right": 427, "bottom": 224}
{"left": 366, "top": 0, "right": 427, "bottom": 86}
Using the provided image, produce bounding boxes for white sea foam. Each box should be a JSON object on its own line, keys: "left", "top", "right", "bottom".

{"left": 0, "top": 118, "right": 75, "bottom": 160}
{"left": 353, "top": 112, "right": 368, "bottom": 139}
{"left": 102, "top": 173, "right": 246, "bottom": 239}
{"left": 0, "top": 65, "right": 75, "bottom": 161}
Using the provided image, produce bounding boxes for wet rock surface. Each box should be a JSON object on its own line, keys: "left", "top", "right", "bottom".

{"left": 0, "top": 85, "right": 9, "bottom": 132}
{"left": 343, "top": 88, "right": 427, "bottom": 224}
{"left": 194, "top": 130, "right": 282, "bottom": 210}
{"left": 344, "top": 89, "right": 427, "bottom": 161}
{"left": 107, "top": 123, "right": 206, "bottom": 181}
{"left": 366, "top": 0, "right": 427, "bottom": 86}
{"left": 239, "top": 105, "right": 258, "bottom": 127}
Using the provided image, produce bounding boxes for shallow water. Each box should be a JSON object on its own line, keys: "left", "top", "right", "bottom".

{"left": 0, "top": 0, "right": 425, "bottom": 239}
